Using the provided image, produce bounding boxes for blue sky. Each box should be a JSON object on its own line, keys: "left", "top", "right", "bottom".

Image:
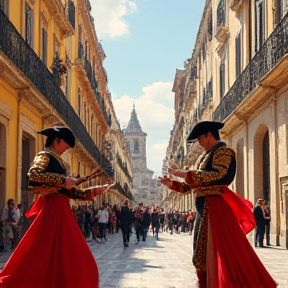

{"left": 91, "top": 0, "right": 205, "bottom": 173}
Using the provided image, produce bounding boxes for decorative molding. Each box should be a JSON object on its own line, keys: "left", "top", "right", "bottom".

{"left": 40, "top": 11, "right": 48, "bottom": 29}
{"left": 20, "top": 112, "right": 37, "bottom": 136}
{"left": 0, "top": 101, "right": 12, "bottom": 120}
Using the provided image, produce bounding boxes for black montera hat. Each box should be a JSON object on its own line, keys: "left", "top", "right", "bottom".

{"left": 38, "top": 126, "right": 75, "bottom": 148}
{"left": 187, "top": 121, "right": 224, "bottom": 142}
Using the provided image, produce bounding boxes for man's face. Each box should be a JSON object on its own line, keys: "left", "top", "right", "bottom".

{"left": 261, "top": 200, "right": 265, "bottom": 207}
{"left": 9, "top": 201, "right": 15, "bottom": 210}
{"left": 197, "top": 133, "right": 211, "bottom": 150}
{"left": 54, "top": 138, "right": 70, "bottom": 155}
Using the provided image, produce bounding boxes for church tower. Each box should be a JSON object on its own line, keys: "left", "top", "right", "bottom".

{"left": 124, "top": 104, "right": 153, "bottom": 204}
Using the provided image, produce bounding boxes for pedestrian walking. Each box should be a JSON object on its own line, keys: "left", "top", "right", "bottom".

{"left": 97, "top": 203, "right": 109, "bottom": 242}
{"left": 160, "top": 121, "right": 277, "bottom": 288}
{"left": 151, "top": 207, "right": 160, "bottom": 240}
{"left": 254, "top": 198, "right": 266, "bottom": 247}
{"left": 264, "top": 202, "right": 271, "bottom": 246}
{"left": 141, "top": 207, "right": 151, "bottom": 241}
{"left": 120, "top": 200, "right": 131, "bottom": 247}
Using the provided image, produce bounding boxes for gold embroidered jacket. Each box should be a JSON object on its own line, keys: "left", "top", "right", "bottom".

{"left": 170, "top": 142, "right": 236, "bottom": 197}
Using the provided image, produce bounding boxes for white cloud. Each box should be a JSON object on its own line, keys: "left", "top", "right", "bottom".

{"left": 90, "top": 0, "right": 137, "bottom": 39}
{"left": 112, "top": 82, "right": 175, "bottom": 173}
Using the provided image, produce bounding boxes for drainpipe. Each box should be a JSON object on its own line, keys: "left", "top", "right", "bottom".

{"left": 16, "top": 93, "right": 22, "bottom": 205}
{"left": 273, "top": 94, "right": 280, "bottom": 246}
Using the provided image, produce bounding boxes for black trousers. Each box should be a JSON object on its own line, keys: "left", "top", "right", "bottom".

{"left": 121, "top": 224, "right": 130, "bottom": 244}
{"left": 255, "top": 225, "right": 265, "bottom": 247}
{"left": 265, "top": 222, "right": 270, "bottom": 245}
{"left": 193, "top": 197, "right": 205, "bottom": 253}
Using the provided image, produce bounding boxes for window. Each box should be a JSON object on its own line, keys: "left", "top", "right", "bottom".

{"left": 235, "top": 31, "right": 241, "bottom": 78}
{"left": 77, "top": 162, "right": 80, "bottom": 176}
{"left": 91, "top": 115, "right": 94, "bottom": 137}
{"left": 141, "top": 179, "right": 148, "bottom": 186}
{"left": 25, "top": 3, "right": 33, "bottom": 48}
{"left": 134, "top": 139, "right": 139, "bottom": 153}
{"left": 220, "top": 62, "right": 225, "bottom": 99}
{"left": 0, "top": 0, "right": 9, "bottom": 17}
{"left": 65, "top": 70, "right": 70, "bottom": 99}
{"left": 87, "top": 108, "right": 90, "bottom": 132}
{"left": 77, "top": 88, "right": 81, "bottom": 117}
{"left": 255, "top": 0, "right": 265, "bottom": 52}
{"left": 41, "top": 28, "right": 47, "bottom": 65}
{"left": 84, "top": 102, "right": 86, "bottom": 126}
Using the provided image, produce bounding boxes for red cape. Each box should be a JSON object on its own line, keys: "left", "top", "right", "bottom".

{"left": 0, "top": 194, "right": 99, "bottom": 288}
{"left": 206, "top": 188, "right": 277, "bottom": 288}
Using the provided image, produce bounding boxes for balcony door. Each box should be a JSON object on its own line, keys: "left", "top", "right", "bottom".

{"left": 254, "top": 0, "right": 266, "bottom": 52}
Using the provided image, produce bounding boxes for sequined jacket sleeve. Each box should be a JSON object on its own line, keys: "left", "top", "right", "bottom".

{"left": 27, "top": 152, "right": 65, "bottom": 188}
{"left": 170, "top": 180, "right": 191, "bottom": 194}
{"left": 193, "top": 147, "right": 235, "bottom": 185}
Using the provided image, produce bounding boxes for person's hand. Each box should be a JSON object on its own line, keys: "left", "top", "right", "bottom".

{"left": 64, "top": 177, "right": 78, "bottom": 189}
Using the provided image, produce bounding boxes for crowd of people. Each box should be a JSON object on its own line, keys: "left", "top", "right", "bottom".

{"left": 0, "top": 199, "right": 30, "bottom": 252}
{"left": 72, "top": 200, "right": 197, "bottom": 247}
{"left": 0, "top": 196, "right": 272, "bottom": 253}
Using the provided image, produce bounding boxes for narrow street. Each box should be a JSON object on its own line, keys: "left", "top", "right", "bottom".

{"left": 87, "top": 231, "right": 288, "bottom": 288}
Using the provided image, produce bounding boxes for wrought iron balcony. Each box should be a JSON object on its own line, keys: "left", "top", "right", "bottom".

{"left": 199, "top": 78, "right": 212, "bottom": 116}
{"left": 0, "top": 9, "right": 113, "bottom": 177}
{"left": 116, "top": 155, "right": 133, "bottom": 183}
{"left": 75, "top": 51, "right": 111, "bottom": 127}
{"left": 213, "top": 12, "right": 288, "bottom": 122}
{"left": 114, "top": 182, "right": 133, "bottom": 201}
{"left": 84, "top": 57, "right": 97, "bottom": 90}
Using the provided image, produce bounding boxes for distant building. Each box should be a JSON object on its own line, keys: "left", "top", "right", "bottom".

{"left": 124, "top": 105, "right": 161, "bottom": 206}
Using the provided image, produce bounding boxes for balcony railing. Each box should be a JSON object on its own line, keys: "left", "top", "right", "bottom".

{"left": 76, "top": 43, "right": 112, "bottom": 127}
{"left": 213, "top": 12, "right": 288, "bottom": 122}
{"left": 116, "top": 155, "right": 133, "bottom": 183}
{"left": 114, "top": 182, "right": 133, "bottom": 201}
{"left": 199, "top": 78, "right": 212, "bottom": 116}
{"left": 0, "top": 9, "right": 113, "bottom": 177}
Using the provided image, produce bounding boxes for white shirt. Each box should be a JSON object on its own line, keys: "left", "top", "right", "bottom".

{"left": 13, "top": 208, "right": 21, "bottom": 223}
{"left": 97, "top": 209, "right": 109, "bottom": 224}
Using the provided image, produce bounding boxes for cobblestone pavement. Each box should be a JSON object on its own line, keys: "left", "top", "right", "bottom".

{"left": 0, "top": 231, "right": 287, "bottom": 287}
{"left": 89, "top": 231, "right": 288, "bottom": 288}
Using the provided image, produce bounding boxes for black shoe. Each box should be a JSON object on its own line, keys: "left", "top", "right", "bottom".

{"left": 124, "top": 243, "right": 129, "bottom": 247}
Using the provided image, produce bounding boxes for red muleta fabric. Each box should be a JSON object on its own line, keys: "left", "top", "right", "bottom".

{"left": 206, "top": 188, "right": 278, "bottom": 288}
{"left": 0, "top": 194, "right": 99, "bottom": 288}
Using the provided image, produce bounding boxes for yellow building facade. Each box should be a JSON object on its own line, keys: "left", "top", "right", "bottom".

{"left": 164, "top": 0, "right": 288, "bottom": 248}
{"left": 0, "top": 0, "right": 132, "bottom": 217}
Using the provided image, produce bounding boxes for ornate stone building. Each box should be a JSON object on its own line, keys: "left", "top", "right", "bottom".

{"left": 163, "top": 0, "right": 288, "bottom": 248}
{"left": 124, "top": 105, "right": 161, "bottom": 206}
{"left": 0, "top": 0, "right": 132, "bottom": 223}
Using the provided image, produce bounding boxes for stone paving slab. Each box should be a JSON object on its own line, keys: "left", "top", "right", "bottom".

{"left": 0, "top": 231, "right": 287, "bottom": 287}
{"left": 89, "top": 231, "right": 288, "bottom": 288}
